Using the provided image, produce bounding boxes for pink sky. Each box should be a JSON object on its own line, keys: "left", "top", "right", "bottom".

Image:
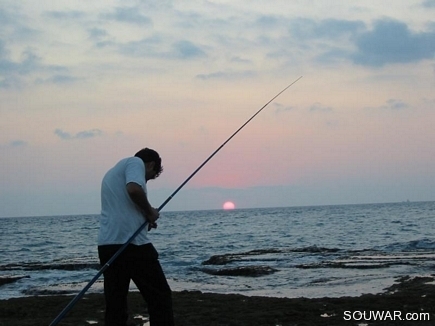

{"left": 1, "top": 1, "right": 435, "bottom": 217}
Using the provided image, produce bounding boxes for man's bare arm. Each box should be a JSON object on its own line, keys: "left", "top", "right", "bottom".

{"left": 126, "top": 182, "right": 159, "bottom": 225}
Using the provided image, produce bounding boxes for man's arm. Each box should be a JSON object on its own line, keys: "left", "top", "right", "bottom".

{"left": 126, "top": 182, "right": 159, "bottom": 227}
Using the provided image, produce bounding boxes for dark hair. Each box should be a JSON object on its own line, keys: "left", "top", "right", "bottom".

{"left": 134, "top": 148, "right": 163, "bottom": 178}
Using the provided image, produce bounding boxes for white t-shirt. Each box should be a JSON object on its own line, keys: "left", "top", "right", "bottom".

{"left": 98, "top": 157, "right": 151, "bottom": 246}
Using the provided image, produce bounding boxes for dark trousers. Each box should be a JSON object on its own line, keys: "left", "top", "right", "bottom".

{"left": 98, "top": 243, "right": 174, "bottom": 326}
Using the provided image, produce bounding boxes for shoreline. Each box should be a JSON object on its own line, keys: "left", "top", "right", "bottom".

{"left": 1, "top": 275, "right": 434, "bottom": 325}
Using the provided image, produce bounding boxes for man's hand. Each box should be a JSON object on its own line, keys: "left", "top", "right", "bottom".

{"left": 145, "top": 207, "right": 160, "bottom": 227}
{"left": 148, "top": 222, "right": 158, "bottom": 231}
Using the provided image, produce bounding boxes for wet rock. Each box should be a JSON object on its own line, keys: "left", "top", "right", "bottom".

{"left": 200, "top": 265, "right": 278, "bottom": 277}
{"left": 202, "top": 255, "right": 234, "bottom": 265}
{"left": 296, "top": 261, "right": 414, "bottom": 269}
{"left": 201, "top": 246, "right": 341, "bottom": 266}
{"left": 0, "top": 275, "right": 30, "bottom": 286}
{"left": 202, "top": 248, "right": 282, "bottom": 265}
{"left": 294, "top": 245, "right": 340, "bottom": 253}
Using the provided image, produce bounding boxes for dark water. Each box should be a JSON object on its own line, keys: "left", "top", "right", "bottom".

{"left": 1, "top": 202, "right": 434, "bottom": 299}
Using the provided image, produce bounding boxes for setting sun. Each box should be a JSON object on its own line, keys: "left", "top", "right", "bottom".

{"left": 223, "top": 201, "right": 235, "bottom": 210}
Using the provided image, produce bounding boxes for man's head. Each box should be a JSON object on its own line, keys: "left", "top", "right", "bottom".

{"left": 134, "top": 148, "right": 163, "bottom": 180}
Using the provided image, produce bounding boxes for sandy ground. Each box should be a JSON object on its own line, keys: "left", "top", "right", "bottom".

{"left": 1, "top": 275, "right": 434, "bottom": 325}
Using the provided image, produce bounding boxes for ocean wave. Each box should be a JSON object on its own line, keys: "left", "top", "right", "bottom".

{"left": 296, "top": 251, "right": 435, "bottom": 270}
{"left": 378, "top": 238, "right": 435, "bottom": 252}
{"left": 0, "top": 260, "right": 99, "bottom": 272}
{"left": 2, "top": 203, "right": 435, "bottom": 300}
{"left": 199, "top": 265, "right": 278, "bottom": 277}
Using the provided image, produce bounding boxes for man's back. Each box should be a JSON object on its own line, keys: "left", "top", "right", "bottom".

{"left": 98, "top": 157, "right": 150, "bottom": 246}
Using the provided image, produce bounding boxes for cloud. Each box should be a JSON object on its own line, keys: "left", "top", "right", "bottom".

{"left": 315, "top": 48, "right": 352, "bottom": 65}
{"left": 35, "top": 74, "right": 80, "bottom": 85}
{"left": 286, "top": 17, "right": 435, "bottom": 68}
{"left": 119, "top": 35, "right": 162, "bottom": 57}
{"left": 54, "top": 129, "right": 103, "bottom": 140}
{"left": 54, "top": 129, "right": 72, "bottom": 140}
{"left": 290, "top": 18, "right": 366, "bottom": 40}
{"left": 9, "top": 140, "right": 28, "bottom": 147}
{"left": 230, "top": 56, "right": 252, "bottom": 64}
{"left": 0, "top": 9, "right": 79, "bottom": 88}
{"left": 0, "top": 39, "right": 8, "bottom": 58}
{"left": 102, "top": 6, "right": 152, "bottom": 25}
{"left": 196, "top": 70, "right": 255, "bottom": 80}
{"left": 274, "top": 103, "right": 295, "bottom": 114}
{"left": 0, "top": 140, "right": 28, "bottom": 149}
{"left": 0, "top": 7, "right": 39, "bottom": 42}
{"left": 0, "top": 49, "right": 39, "bottom": 75}
{"left": 309, "top": 103, "right": 333, "bottom": 113}
{"left": 0, "top": 8, "right": 15, "bottom": 25}
{"left": 87, "top": 27, "right": 114, "bottom": 48}
{"left": 261, "top": 17, "right": 366, "bottom": 65}
{"left": 119, "top": 37, "right": 206, "bottom": 60}
{"left": 172, "top": 40, "right": 206, "bottom": 59}
{"left": 88, "top": 27, "right": 109, "bottom": 41}
{"left": 44, "top": 10, "right": 86, "bottom": 20}
{"left": 0, "top": 43, "right": 75, "bottom": 88}
{"left": 351, "top": 19, "right": 435, "bottom": 67}
{"left": 76, "top": 129, "right": 103, "bottom": 139}
{"left": 385, "top": 99, "right": 409, "bottom": 110}
{"left": 422, "top": 0, "right": 435, "bottom": 8}
{"left": 0, "top": 48, "right": 40, "bottom": 88}
{"left": 365, "top": 99, "right": 410, "bottom": 111}
{"left": 255, "top": 15, "right": 283, "bottom": 29}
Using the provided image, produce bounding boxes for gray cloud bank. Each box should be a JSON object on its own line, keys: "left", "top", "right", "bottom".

{"left": 351, "top": 19, "right": 435, "bottom": 67}
{"left": 54, "top": 129, "right": 103, "bottom": 140}
{"left": 1, "top": 4, "right": 435, "bottom": 89}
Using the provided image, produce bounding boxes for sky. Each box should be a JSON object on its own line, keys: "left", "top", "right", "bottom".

{"left": 1, "top": 0, "right": 435, "bottom": 217}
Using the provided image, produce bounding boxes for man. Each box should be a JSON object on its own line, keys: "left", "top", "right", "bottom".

{"left": 98, "top": 148, "right": 174, "bottom": 326}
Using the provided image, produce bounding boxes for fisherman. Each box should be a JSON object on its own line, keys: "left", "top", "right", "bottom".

{"left": 98, "top": 148, "right": 174, "bottom": 326}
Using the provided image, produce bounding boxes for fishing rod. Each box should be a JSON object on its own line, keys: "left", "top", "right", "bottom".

{"left": 49, "top": 76, "right": 302, "bottom": 326}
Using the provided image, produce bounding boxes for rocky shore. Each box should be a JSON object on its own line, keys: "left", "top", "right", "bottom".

{"left": 1, "top": 275, "right": 434, "bottom": 325}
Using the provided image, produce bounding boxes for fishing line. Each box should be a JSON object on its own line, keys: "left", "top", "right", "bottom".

{"left": 49, "top": 76, "right": 302, "bottom": 325}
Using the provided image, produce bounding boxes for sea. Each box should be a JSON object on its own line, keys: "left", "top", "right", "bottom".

{"left": 1, "top": 201, "right": 435, "bottom": 301}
